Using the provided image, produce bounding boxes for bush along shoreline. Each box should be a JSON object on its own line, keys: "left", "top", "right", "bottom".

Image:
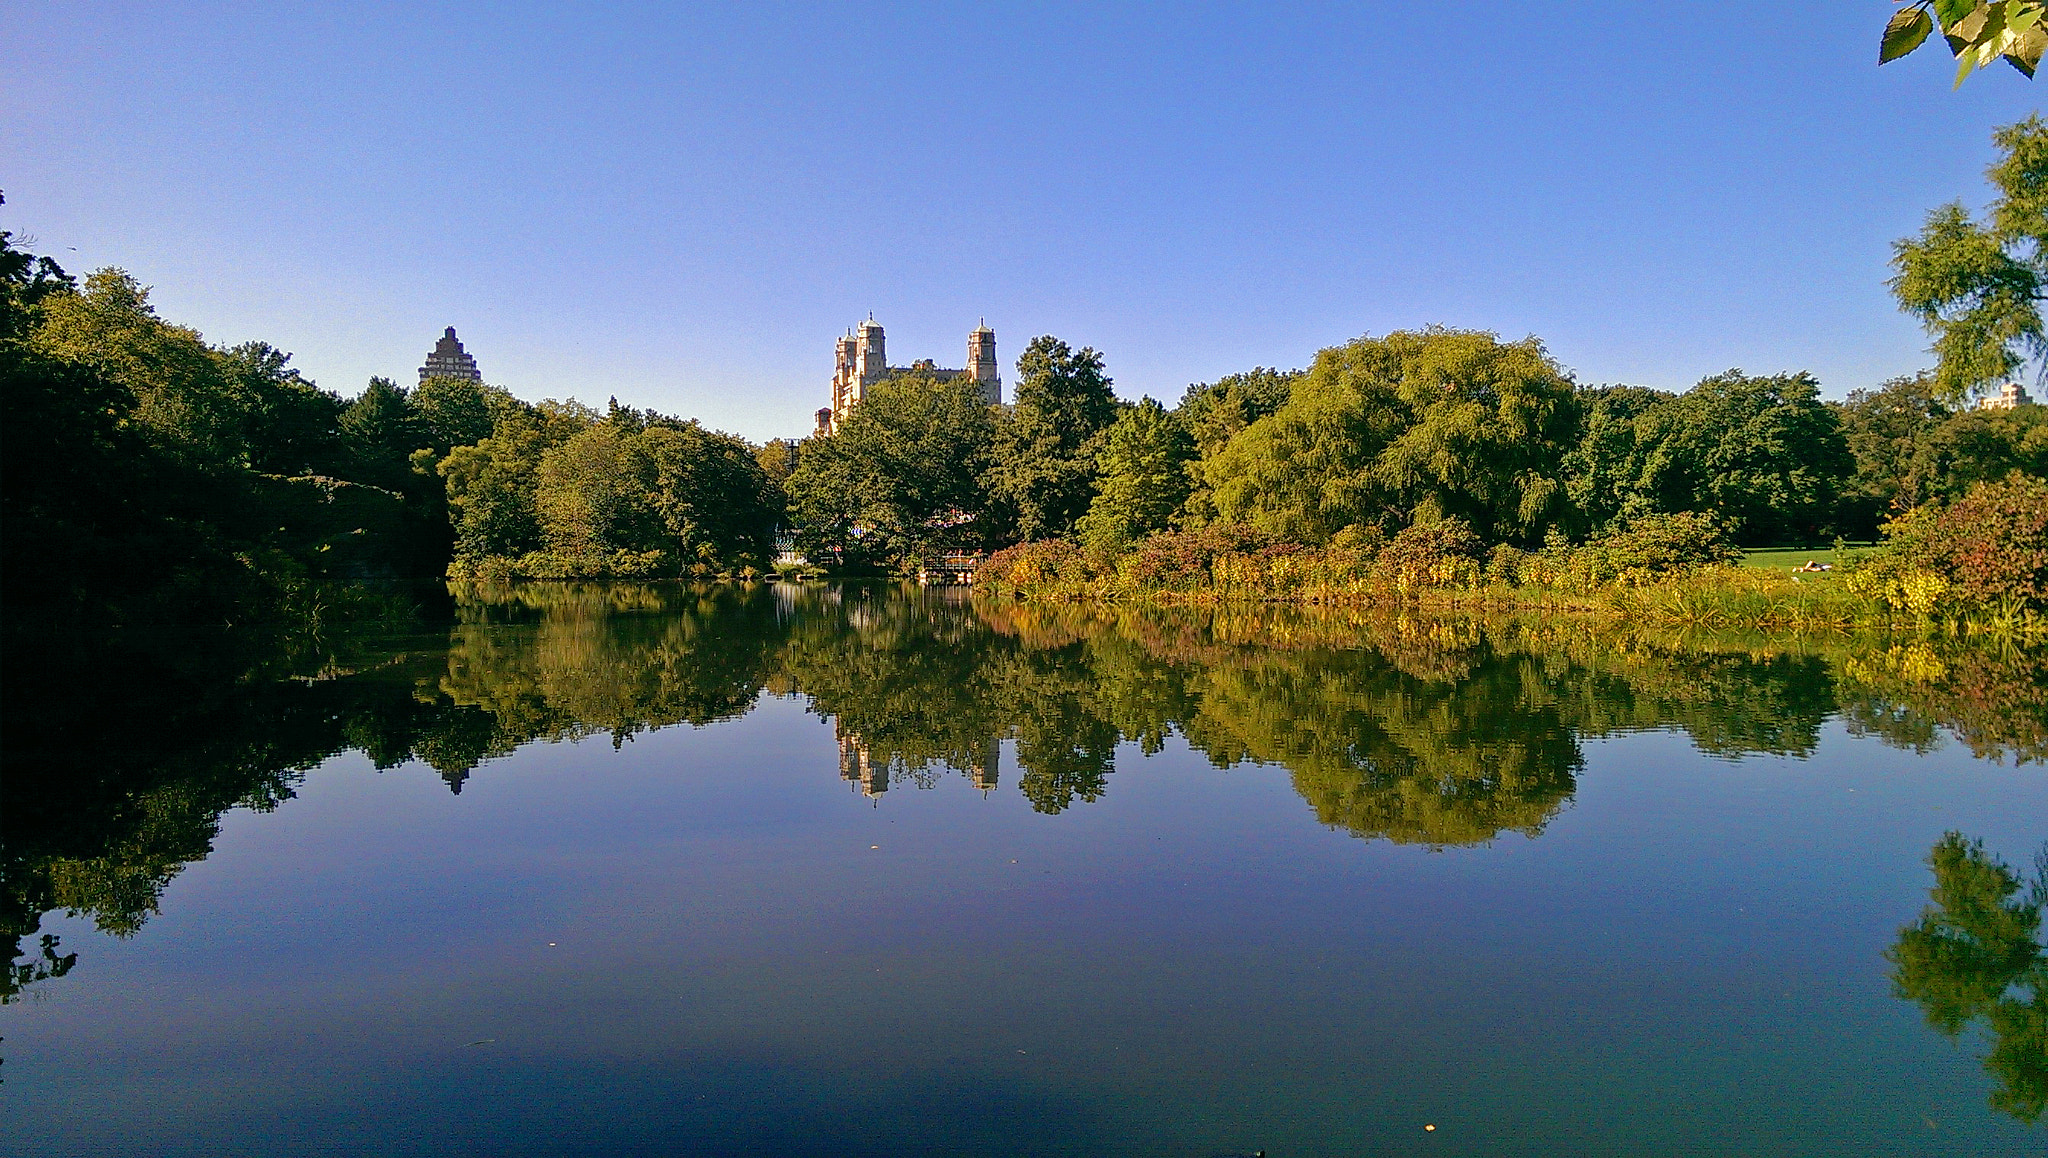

{"left": 974, "top": 477, "right": 2048, "bottom": 641}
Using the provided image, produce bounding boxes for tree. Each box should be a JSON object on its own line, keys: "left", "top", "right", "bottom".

{"left": 215, "top": 341, "right": 345, "bottom": 477}
{"left": 1075, "top": 398, "right": 1194, "bottom": 552}
{"left": 31, "top": 269, "right": 249, "bottom": 469}
{"left": 411, "top": 375, "right": 507, "bottom": 455}
{"left": 1561, "top": 385, "right": 1678, "bottom": 534}
{"left": 338, "top": 376, "right": 429, "bottom": 493}
{"left": 638, "top": 419, "right": 781, "bottom": 568}
{"left": 987, "top": 336, "right": 1118, "bottom": 541}
{"left": 1176, "top": 367, "right": 1300, "bottom": 523}
{"left": 785, "top": 373, "right": 996, "bottom": 567}
{"left": 1636, "top": 371, "right": 1852, "bottom": 545}
{"left": 1881, "top": 2, "right": 2046, "bottom": 83}
{"left": 440, "top": 399, "right": 596, "bottom": 571}
{"left": 1836, "top": 372, "right": 1954, "bottom": 532}
{"left": 1200, "top": 328, "right": 1579, "bottom": 544}
{"left": 1892, "top": 117, "right": 2048, "bottom": 403}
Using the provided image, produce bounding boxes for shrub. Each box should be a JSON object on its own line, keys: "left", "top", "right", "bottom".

{"left": 976, "top": 539, "right": 1091, "bottom": 594}
{"left": 1567, "top": 511, "right": 1740, "bottom": 586}
{"left": 1371, "top": 518, "right": 1484, "bottom": 590}
{"left": 1852, "top": 475, "right": 2048, "bottom": 615}
{"left": 1120, "top": 524, "right": 1277, "bottom": 592}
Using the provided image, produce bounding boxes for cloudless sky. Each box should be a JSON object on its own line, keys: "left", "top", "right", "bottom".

{"left": 4, "top": 2, "right": 2042, "bottom": 442}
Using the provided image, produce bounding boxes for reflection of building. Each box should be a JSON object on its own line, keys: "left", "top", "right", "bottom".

{"left": 838, "top": 728, "right": 889, "bottom": 797}
{"left": 816, "top": 317, "right": 1000, "bottom": 436}
{"left": 832, "top": 722, "right": 1001, "bottom": 796}
{"left": 965, "top": 737, "right": 1000, "bottom": 792}
{"left": 419, "top": 326, "right": 483, "bottom": 383}
{"left": 1979, "top": 381, "right": 2033, "bottom": 410}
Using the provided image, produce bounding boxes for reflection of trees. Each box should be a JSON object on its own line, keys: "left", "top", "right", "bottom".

{"left": 2, "top": 624, "right": 446, "bottom": 1003}
{"left": 1842, "top": 644, "right": 2048, "bottom": 765}
{"left": 11, "top": 585, "right": 2047, "bottom": 1007}
{"left": 1888, "top": 833, "right": 2048, "bottom": 1123}
{"left": 434, "top": 582, "right": 787, "bottom": 761}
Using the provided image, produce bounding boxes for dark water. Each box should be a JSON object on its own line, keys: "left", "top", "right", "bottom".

{"left": 3, "top": 583, "right": 2044, "bottom": 1156}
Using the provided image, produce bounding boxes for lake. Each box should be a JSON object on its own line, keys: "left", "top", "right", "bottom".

{"left": 4, "top": 582, "right": 2044, "bottom": 1156}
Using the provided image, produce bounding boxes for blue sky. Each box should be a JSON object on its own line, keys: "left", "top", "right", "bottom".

{"left": 4, "top": 3, "right": 2041, "bottom": 442}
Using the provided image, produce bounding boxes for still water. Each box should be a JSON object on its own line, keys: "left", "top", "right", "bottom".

{"left": 3, "top": 582, "right": 2044, "bottom": 1156}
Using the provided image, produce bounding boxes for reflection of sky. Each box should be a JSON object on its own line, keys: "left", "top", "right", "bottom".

{"left": 5, "top": 698, "right": 2044, "bottom": 1155}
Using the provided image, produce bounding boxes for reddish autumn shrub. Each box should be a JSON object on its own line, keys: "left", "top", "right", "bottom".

{"left": 1879, "top": 475, "right": 2048, "bottom": 610}
{"left": 1121, "top": 524, "right": 1278, "bottom": 591}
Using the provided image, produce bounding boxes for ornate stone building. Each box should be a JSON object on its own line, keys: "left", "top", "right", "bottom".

{"left": 815, "top": 317, "right": 1000, "bottom": 436}
{"left": 419, "top": 327, "right": 483, "bottom": 384}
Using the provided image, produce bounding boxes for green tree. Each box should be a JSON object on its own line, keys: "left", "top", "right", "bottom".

{"left": 638, "top": 419, "right": 781, "bottom": 569}
{"left": 339, "top": 377, "right": 426, "bottom": 492}
{"left": 535, "top": 421, "right": 662, "bottom": 566}
{"left": 411, "top": 375, "right": 508, "bottom": 455}
{"left": 1201, "top": 328, "right": 1578, "bottom": 544}
{"left": 1176, "top": 366, "right": 1300, "bottom": 523}
{"left": 1561, "top": 385, "right": 1678, "bottom": 534}
{"left": 1076, "top": 398, "right": 1194, "bottom": 552}
{"left": 32, "top": 269, "right": 249, "bottom": 468}
{"left": 988, "top": 337, "right": 1118, "bottom": 541}
{"left": 1638, "top": 371, "right": 1853, "bottom": 544}
{"left": 440, "top": 399, "right": 596, "bottom": 572}
{"left": 215, "top": 342, "right": 346, "bottom": 477}
{"left": 1881, "top": 2, "right": 2047, "bottom": 83}
{"left": 1909, "top": 404, "right": 2048, "bottom": 506}
{"left": 1836, "top": 372, "right": 1954, "bottom": 532}
{"left": 786, "top": 373, "right": 996, "bottom": 567}
{"left": 1892, "top": 117, "right": 2048, "bottom": 402}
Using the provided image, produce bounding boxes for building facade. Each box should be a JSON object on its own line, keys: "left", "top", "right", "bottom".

{"left": 815, "top": 318, "right": 1000, "bottom": 436}
{"left": 1979, "top": 381, "right": 2033, "bottom": 410}
{"left": 419, "top": 327, "right": 483, "bottom": 384}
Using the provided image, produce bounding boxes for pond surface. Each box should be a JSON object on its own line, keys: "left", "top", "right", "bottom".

{"left": 4, "top": 583, "right": 2045, "bottom": 1156}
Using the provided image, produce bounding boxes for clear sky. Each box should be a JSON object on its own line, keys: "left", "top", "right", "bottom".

{"left": 4, "top": 3, "right": 2041, "bottom": 442}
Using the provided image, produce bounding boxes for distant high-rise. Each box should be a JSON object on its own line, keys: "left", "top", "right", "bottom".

{"left": 419, "top": 327, "right": 482, "bottom": 383}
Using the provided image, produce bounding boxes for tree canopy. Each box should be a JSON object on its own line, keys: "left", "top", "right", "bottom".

{"left": 1892, "top": 116, "right": 2048, "bottom": 402}
{"left": 1200, "top": 328, "right": 1579, "bottom": 544}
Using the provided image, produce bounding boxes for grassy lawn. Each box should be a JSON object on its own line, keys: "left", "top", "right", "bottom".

{"left": 1740, "top": 544, "right": 1873, "bottom": 570}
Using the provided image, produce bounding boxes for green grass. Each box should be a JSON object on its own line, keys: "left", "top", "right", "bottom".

{"left": 1740, "top": 544, "right": 1873, "bottom": 570}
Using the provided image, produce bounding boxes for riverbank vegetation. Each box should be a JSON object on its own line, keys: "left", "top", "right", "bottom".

{"left": 7, "top": 120, "right": 2048, "bottom": 632}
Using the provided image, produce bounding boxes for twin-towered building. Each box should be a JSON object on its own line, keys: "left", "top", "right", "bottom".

{"left": 816, "top": 317, "right": 1001, "bottom": 436}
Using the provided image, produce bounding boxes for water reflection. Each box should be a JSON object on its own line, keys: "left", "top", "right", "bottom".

{"left": 1888, "top": 833, "right": 2048, "bottom": 1124}
{"left": 6, "top": 582, "right": 2047, "bottom": 1010}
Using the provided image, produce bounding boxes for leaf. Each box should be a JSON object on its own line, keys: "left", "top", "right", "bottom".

{"left": 1947, "top": 2, "right": 1992, "bottom": 52}
{"left": 1935, "top": 0, "right": 1986, "bottom": 31}
{"left": 2006, "top": 21, "right": 2047, "bottom": 73}
{"left": 1885, "top": 6, "right": 1937, "bottom": 61}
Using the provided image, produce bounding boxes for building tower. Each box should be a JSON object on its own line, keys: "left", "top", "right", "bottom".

{"left": 419, "top": 326, "right": 482, "bottom": 384}
{"left": 967, "top": 321, "right": 1001, "bottom": 404}
{"left": 854, "top": 317, "right": 886, "bottom": 391}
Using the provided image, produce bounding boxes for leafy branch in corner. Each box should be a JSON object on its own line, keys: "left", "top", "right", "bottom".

{"left": 1882, "top": 1, "right": 2047, "bottom": 84}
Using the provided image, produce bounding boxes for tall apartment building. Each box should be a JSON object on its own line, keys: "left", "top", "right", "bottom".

{"left": 419, "top": 327, "right": 483, "bottom": 384}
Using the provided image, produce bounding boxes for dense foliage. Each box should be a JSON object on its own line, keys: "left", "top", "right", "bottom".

{"left": 11, "top": 116, "right": 2048, "bottom": 615}
{"left": 1, "top": 221, "right": 442, "bottom": 623}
